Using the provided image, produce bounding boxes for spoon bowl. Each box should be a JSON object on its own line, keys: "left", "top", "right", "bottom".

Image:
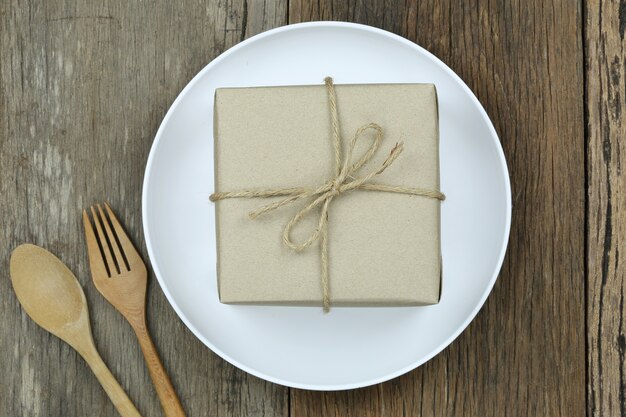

{"left": 10, "top": 244, "right": 86, "bottom": 341}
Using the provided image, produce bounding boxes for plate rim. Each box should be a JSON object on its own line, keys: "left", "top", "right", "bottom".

{"left": 142, "top": 21, "right": 512, "bottom": 391}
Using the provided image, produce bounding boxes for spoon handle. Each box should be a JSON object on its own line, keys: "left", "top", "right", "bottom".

{"left": 80, "top": 347, "right": 142, "bottom": 417}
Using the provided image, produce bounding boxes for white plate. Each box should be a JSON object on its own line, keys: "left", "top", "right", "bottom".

{"left": 142, "top": 22, "right": 511, "bottom": 390}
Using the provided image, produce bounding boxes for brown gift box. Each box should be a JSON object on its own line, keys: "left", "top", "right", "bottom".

{"left": 212, "top": 81, "right": 442, "bottom": 307}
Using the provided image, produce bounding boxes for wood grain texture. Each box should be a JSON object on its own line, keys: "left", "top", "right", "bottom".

{"left": 0, "top": 0, "right": 288, "bottom": 416}
{"left": 2, "top": 0, "right": 616, "bottom": 416}
{"left": 290, "top": 1, "right": 586, "bottom": 416}
{"left": 585, "top": 0, "right": 626, "bottom": 416}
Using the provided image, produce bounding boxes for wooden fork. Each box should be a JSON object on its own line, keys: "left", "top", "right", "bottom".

{"left": 83, "top": 203, "right": 186, "bottom": 417}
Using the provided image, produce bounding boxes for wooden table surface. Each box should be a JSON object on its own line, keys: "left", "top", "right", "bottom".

{"left": 1, "top": 0, "right": 623, "bottom": 416}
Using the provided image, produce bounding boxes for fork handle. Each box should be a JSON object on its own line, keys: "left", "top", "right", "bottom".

{"left": 131, "top": 323, "right": 186, "bottom": 417}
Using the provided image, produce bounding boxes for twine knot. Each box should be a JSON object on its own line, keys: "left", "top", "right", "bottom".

{"left": 329, "top": 179, "right": 342, "bottom": 196}
{"left": 210, "top": 77, "right": 445, "bottom": 312}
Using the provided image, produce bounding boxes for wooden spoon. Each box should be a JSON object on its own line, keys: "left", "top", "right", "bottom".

{"left": 10, "top": 244, "right": 142, "bottom": 417}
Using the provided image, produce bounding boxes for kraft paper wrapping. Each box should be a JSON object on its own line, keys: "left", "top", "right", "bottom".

{"left": 213, "top": 82, "right": 442, "bottom": 306}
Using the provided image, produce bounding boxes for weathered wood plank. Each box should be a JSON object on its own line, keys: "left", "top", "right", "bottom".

{"left": 585, "top": 1, "right": 626, "bottom": 416}
{"left": 0, "top": 0, "right": 288, "bottom": 416}
{"left": 289, "top": 1, "right": 586, "bottom": 416}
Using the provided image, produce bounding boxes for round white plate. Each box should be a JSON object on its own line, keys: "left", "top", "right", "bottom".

{"left": 143, "top": 22, "right": 511, "bottom": 390}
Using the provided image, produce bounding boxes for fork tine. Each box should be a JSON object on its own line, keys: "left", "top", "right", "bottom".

{"left": 96, "top": 204, "right": 128, "bottom": 272}
{"left": 103, "top": 203, "right": 143, "bottom": 268}
{"left": 90, "top": 205, "right": 118, "bottom": 275}
{"left": 82, "top": 209, "right": 110, "bottom": 279}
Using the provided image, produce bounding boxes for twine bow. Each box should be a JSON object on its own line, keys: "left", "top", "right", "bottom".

{"left": 210, "top": 77, "right": 445, "bottom": 312}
